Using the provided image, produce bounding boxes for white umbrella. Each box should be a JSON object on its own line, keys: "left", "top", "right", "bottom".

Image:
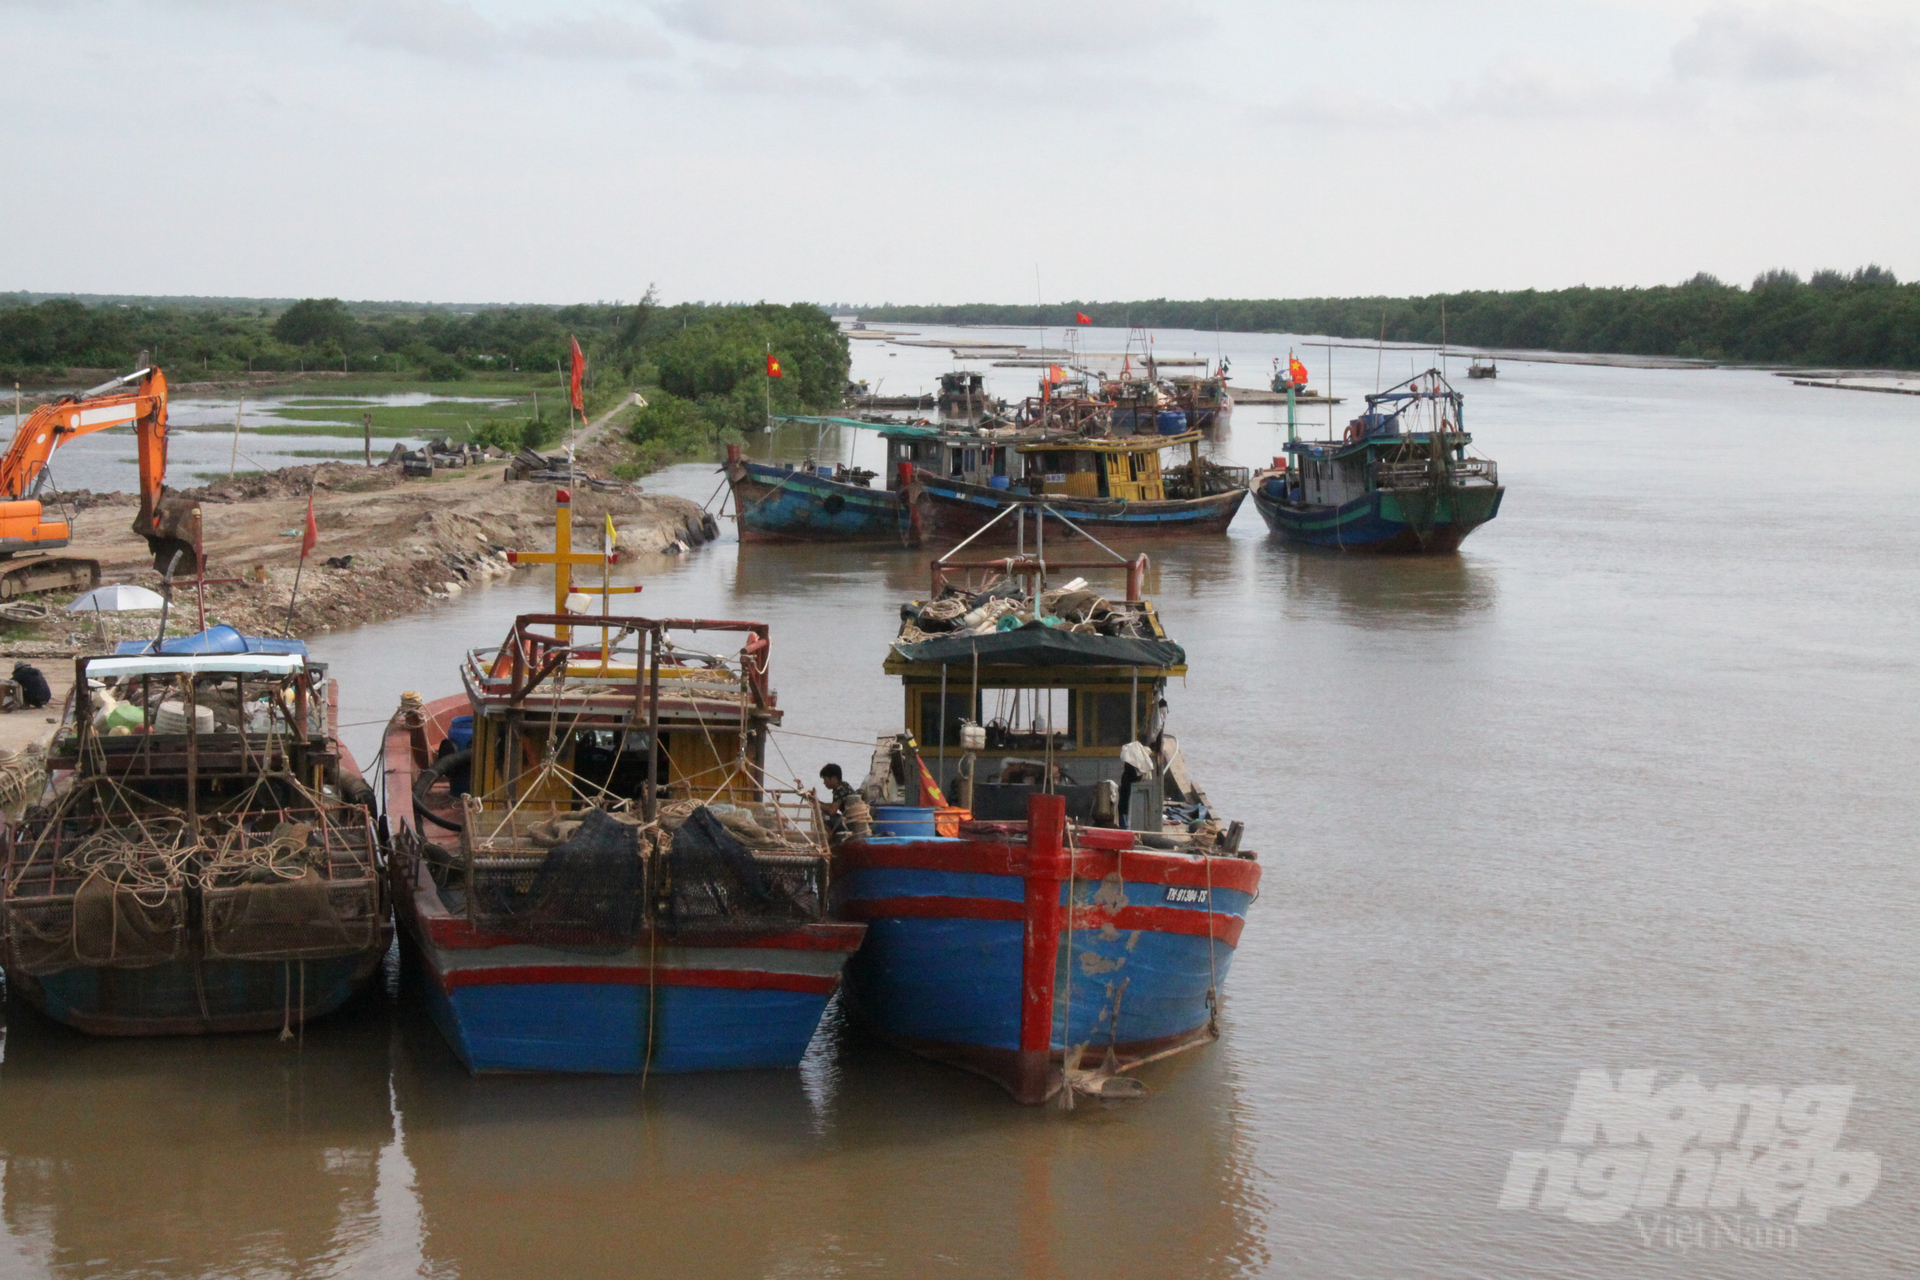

{"left": 68, "top": 584, "right": 166, "bottom": 613}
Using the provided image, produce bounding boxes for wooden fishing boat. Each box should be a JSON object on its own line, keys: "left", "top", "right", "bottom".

{"left": 383, "top": 491, "right": 862, "bottom": 1074}
{"left": 724, "top": 442, "right": 917, "bottom": 544}
{"left": 905, "top": 429, "right": 1248, "bottom": 541}
{"left": 831, "top": 527, "right": 1260, "bottom": 1102}
{"left": 0, "top": 629, "right": 388, "bottom": 1036}
{"left": 1251, "top": 369, "right": 1503, "bottom": 552}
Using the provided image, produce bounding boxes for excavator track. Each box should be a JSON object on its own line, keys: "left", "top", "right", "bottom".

{"left": 0, "top": 556, "right": 100, "bottom": 601}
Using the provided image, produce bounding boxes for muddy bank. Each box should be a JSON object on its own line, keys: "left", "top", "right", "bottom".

{"left": 40, "top": 451, "right": 717, "bottom": 642}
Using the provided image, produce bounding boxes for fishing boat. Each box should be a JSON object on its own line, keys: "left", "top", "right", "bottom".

{"left": 723, "top": 424, "right": 925, "bottom": 543}
{"left": 383, "top": 490, "right": 862, "bottom": 1073}
{"left": 1166, "top": 371, "right": 1233, "bottom": 436}
{"left": 727, "top": 413, "right": 1247, "bottom": 544}
{"left": 903, "top": 428, "right": 1249, "bottom": 542}
{"left": 832, "top": 521, "right": 1260, "bottom": 1103}
{"left": 1467, "top": 356, "right": 1498, "bottom": 380}
{"left": 0, "top": 627, "right": 388, "bottom": 1036}
{"left": 1250, "top": 368, "right": 1503, "bottom": 552}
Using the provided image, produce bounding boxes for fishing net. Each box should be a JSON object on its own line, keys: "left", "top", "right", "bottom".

{"left": 662, "top": 804, "right": 824, "bottom": 931}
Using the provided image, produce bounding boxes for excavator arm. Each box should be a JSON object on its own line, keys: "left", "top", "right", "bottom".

{"left": 0, "top": 366, "right": 197, "bottom": 571}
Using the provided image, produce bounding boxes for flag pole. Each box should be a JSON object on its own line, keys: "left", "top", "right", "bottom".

{"left": 283, "top": 477, "right": 315, "bottom": 637}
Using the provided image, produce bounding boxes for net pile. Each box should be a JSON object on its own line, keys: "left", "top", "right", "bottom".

{"left": 3, "top": 779, "right": 382, "bottom": 975}
{"left": 459, "top": 800, "right": 827, "bottom": 949}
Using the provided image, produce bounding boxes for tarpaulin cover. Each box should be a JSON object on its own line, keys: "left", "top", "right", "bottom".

{"left": 893, "top": 623, "right": 1185, "bottom": 669}
{"left": 116, "top": 625, "right": 309, "bottom": 657}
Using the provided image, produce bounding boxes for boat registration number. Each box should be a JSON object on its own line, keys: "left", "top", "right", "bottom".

{"left": 1164, "top": 886, "right": 1210, "bottom": 905}
{"left": 1044, "top": 473, "right": 1066, "bottom": 484}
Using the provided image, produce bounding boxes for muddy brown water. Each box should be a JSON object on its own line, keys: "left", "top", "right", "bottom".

{"left": 3, "top": 336, "right": 1917, "bottom": 1278}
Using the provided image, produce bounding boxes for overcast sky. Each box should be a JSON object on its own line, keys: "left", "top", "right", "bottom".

{"left": 3, "top": 0, "right": 1915, "bottom": 305}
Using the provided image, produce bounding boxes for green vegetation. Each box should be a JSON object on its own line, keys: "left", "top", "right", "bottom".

{"left": 0, "top": 293, "right": 848, "bottom": 473}
{"left": 859, "top": 266, "right": 1918, "bottom": 368}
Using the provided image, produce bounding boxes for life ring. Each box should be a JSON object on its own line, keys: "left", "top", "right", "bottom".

{"left": 1343, "top": 422, "right": 1364, "bottom": 445}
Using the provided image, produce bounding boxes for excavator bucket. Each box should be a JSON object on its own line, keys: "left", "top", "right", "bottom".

{"left": 133, "top": 489, "right": 199, "bottom": 576}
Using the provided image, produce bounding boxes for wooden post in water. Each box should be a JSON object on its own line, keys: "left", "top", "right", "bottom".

{"left": 1016, "top": 791, "right": 1068, "bottom": 1104}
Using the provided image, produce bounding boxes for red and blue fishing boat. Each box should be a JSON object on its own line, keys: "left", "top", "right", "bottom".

{"left": 1250, "top": 368, "right": 1503, "bottom": 552}
{"left": 383, "top": 491, "right": 863, "bottom": 1073}
{"left": 830, "top": 523, "right": 1260, "bottom": 1102}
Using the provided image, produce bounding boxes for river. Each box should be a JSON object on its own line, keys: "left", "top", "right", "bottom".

{"left": 1, "top": 327, "right": 1915, "bottom": 1278}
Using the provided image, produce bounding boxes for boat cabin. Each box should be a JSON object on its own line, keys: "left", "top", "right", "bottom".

{"left": 453, "top": 613, "right": 778, "bottom": 811}
{"left": 878, "top": 553, "right": 1194, "bottom": 830}
{"left": 1018, "top": 432, "right": 1203, "bottom": 501}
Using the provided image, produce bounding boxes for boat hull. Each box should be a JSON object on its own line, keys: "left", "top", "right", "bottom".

{"left": 832, "top": 806, "right": 1258, "bottom": 1103}
{"left": 917, "top": 475, "right": 1247, "bottom": 542}
{"left": 383, "top": 700, "right": 865, "bottom": 1075}
{"left": 1252, "top": 480, "right": 1503, "bottom": 552}
{"left": 727, "top": 459, "right": 913, "bottom": 544}
{"left": 401, "top": 884, "right": 864, "bottom": 1074}
{"left": 6, "top": 948, "right": 386, "bottom": 1036}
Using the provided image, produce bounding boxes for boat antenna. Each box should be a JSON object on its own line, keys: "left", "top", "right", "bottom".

{"left": 1440, "top": 297, "right": 1449, "bottom": 379}
{"left": 1375, "top": 302, "right": 1388, "bottom": 392}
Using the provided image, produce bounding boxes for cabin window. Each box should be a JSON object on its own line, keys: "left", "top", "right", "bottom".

{"left": 917, "top": 689, "right": 981, "bottom": 747}
{"left": 964, "top": 448, "right": 977, "bottom": 473}
{"left": 992, "top": 448, "right": 1006, "bottom": 477}
{"left": 949, "top": 447, "right": 965, "bottom": 476}
{"left": 572, "top": 728, "right": 666, "bottom": 797}
{"left": 1079, "top": 690, "right": 1146, "bottom": 747}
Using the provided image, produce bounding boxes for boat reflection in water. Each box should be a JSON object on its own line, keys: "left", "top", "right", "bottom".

{"left": 388, "top": 982, "right": 1267, "bottom": 1280}
{"left": 1277, "top": 549, "right": 1499, "bottom": 629}
{"left": 0, "top": 996, "right": 395, "bottom": 1278}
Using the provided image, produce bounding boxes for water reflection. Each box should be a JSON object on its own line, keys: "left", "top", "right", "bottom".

{"left": 383, "top": 968, "right": 1264, "bottom": 1280}
{"left": 1274, "top": 548, "right": 1498, "bottom": 629}
{"left": 0, "top": 989, "right": 395, "bottom": 1278}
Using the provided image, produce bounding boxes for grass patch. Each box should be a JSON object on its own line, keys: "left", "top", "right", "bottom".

{"left": 256, "top": 398, "right": 533, "bottom": 438}
{"left": 278, "top": 398, "right": 382, "bottom": 407}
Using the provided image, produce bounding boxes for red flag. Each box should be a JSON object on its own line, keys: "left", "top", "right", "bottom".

{"left": 1075, "top": 312, "right": 1092, "bottom": 325}
{"left": 916, "top": 755, "right": 949, "bottom": 808}
{"left": 766, "top": 353, "right": 783, "bottom": 378}
{"left": 1289, "top": 355, "right": 1309, "bottom": 385}
{"left": 1047, "top": 364, "right": 1067, "bottom": 383}
{"left": 568, "top": 335, "right": 585, "bottom": 415}
{"left": 300, "top": 493, "right": 318, "bottom": 558}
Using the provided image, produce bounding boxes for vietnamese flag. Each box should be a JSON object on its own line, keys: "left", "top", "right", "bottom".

{"left": 568, "top": 335, "right": 585, "bottom": 414}
{"left": 1075, "top": 311, "right": 1092, "bottom": 325}
{"left": 300, "top": 492, "right": 318, "bottom": 558}
{"left": 1047, "top": 364, "right": 1067, "bottom": 383}
{"left": 1289, "top": 355, "right": 1309, "bottom": 385}
{"left": 766, "top": 353, "right": 783, "bottom": 378}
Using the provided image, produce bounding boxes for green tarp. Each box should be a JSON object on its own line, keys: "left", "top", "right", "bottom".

{"left": 892, "top": 623, "right": 1185, "bottom": 669}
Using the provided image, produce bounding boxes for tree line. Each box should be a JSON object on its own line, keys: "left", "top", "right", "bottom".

{"left": 857, "top": 267, "right": 1918, "bottom": 368}
{"left": 0, "top": 292, "right": 849, "bottom": 454}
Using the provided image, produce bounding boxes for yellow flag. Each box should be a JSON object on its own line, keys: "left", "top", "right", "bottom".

{"left": 604, "top": 513, "right": 617, "bottom": 551}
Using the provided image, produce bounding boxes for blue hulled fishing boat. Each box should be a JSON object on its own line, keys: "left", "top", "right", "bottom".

{"left": 831, "top": 525, "right": 1259, "bottom": 1102}
{"left": 384, "top": 492, "right": 862, "bottom": 1074}
{"left": 723, "top": 426, "right": 922, "bottom": 544}
{"left": 1250, "top": 368, "right": 1503, "bottom": 552}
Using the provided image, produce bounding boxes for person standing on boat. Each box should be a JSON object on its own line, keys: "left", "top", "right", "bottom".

{"left": 1118, "top": 738, "right": 1155, "bottom": 829}
{"left": 817, "top": 763, "right": 869, "bottom": 839}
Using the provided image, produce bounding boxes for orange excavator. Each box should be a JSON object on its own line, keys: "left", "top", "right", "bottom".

{"left": 0, "top": 365, "right": 198, "bottom": 599}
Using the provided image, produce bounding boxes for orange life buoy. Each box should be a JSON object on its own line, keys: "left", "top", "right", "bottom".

{"left": 1343, "top": 422, "right": 1364, "bottom": 445}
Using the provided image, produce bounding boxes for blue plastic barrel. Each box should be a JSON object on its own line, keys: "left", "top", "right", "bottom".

{"left": 448, "top": 715, "right": 475, "bottom": 751}
{"left": 871, "top": 805, "right": 938, "bottom": 837}
{"left": 988, "top": 475, "right": 1011, "bottom": 490}
{"left": 1157, "top": 410, "right": 1189, "bottom": 435}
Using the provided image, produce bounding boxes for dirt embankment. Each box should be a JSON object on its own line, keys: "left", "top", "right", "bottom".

{"left": 49, "top": 446, "right": 717, "bottom": 640}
